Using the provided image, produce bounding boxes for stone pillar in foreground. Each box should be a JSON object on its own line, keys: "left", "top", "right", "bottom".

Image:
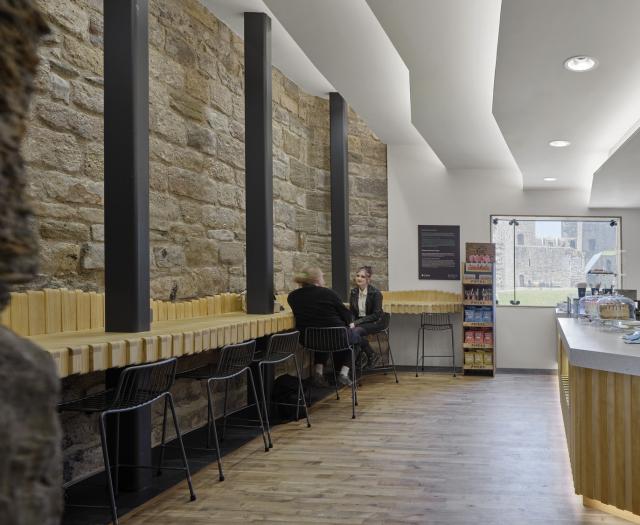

{"left": 0, "top": 2, "right": 62, "bottom": 524}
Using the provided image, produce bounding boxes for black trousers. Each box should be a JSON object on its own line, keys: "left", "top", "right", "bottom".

{"left": 314, "top": 328, "right": 362, "bottom": 369}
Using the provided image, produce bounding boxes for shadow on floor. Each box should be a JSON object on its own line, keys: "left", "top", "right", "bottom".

{"left": 61, "top": 386, "right": 330, "bottom": 525}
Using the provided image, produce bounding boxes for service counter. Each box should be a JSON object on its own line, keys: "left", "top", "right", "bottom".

{"left": 556, "top": 317, "right": 640, "bottom": 522}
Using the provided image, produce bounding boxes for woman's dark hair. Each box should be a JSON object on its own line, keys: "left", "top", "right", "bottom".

{"left": 357, "top": 265, "right": 373, "bottom": 278}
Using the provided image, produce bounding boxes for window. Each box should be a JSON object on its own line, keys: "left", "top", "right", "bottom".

{"left": 491, "top": 216, "right": 621, "bottom": 307}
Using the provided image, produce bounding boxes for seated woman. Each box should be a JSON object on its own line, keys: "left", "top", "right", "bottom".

{"left": 349, "top": 266, "right": 384, "bottom": 368}
{"left": 287, "top": 267, "right": 359, "bottom": 387}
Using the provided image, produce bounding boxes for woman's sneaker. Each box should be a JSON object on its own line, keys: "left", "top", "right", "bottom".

{"left": 337, "top": 373, "right": 352, "bottom": 387}
{"left": 312, "top": 372, "right": 330, "bottom": 388}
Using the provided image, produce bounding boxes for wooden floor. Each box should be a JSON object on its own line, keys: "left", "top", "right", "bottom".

{"left": 122, "top": 373, "right": 628, "bottom": 524}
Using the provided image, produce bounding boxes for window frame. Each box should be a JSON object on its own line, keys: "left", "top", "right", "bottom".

{"left": 489, "top": 214, "right": 623, "bottom": 308}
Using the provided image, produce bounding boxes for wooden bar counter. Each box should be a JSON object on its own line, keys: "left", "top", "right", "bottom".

{"left": 556, "top": 317, "right": 640, "bottom": 523}
{"left": 1, "top": 288, "right": 462, "bottom": 378}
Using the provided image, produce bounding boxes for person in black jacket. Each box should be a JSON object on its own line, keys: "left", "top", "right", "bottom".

{"left": 288, "top": 267, "right": 360, "bottom": 387}
{"left": 349, "top": 266, "right": 384, "bottom": 368}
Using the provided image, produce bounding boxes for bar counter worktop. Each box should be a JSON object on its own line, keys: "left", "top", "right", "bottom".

{"left": 556, "top": 316, "right": 640, "bottom": 523}
{"left": 558, "top": 317, "right": 640, "bottom": 375}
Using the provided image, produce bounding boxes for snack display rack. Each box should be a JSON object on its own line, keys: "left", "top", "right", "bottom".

{"left": 462, "top": 242, "right": 496, "bottom": 376}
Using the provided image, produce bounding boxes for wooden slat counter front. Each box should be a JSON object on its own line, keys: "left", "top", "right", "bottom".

{"left": 29, "top": 311, "right": 294, "bottom": 378}
{"left": 557, "top": 317, "right": 640, "bottom": 523}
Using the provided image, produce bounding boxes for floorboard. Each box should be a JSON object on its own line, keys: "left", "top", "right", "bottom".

{"left": 121, "top": 373, "right": 628, "bottom": 524}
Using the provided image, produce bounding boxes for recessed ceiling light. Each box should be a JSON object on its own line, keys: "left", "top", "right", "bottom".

{"left": 549, "top": 140, "right": 571, "bottom": 148}
{"left": 564, "top": 55, "right": 598, "bottom": 72}
{"left": 543, "top": 177, "right": 557, "bottom": 182}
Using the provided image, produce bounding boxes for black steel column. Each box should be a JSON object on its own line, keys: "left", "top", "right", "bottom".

{"left": 104, "top": 0, "right": 150, "bottom": 332}
{"left": 244, "top": 13, "right": 274, "bottom": 314}
{"left": 330, "top": 93, "right": 349, "bottom": 300}
{"left": 104, "top": 0, "right": 151, "bottom": 492}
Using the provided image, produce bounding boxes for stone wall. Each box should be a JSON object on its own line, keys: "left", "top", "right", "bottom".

{"left": 23, "top": 0, "right": 388, "bottom": 299}
{"left": 26, "top": 0, "right": 388, "bottom": 483}
{"left": 0, "top": 1, "right": 62, "bottom": 522}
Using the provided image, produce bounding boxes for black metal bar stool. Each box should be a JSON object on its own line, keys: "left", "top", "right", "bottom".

{"left": 416, "top": 312, "right": 456, "bottom": 377}
{"left": 58, "top": 358, "right": 195, "bottom": 525}
{"left": 254, "top": 331, "right": 311, "bottom": 448}
{"left": 364, "top": 312, "right": 399, "bottom": 383}
{"left": 303, "top": 327, "right": 358, "bottom": 419}
{"left": 175, "top": 339, "right": 269, "bottom": 481}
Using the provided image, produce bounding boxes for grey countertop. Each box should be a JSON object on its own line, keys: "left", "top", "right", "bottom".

{"left": 557, "top": 317, "right": 640, "bottom": 376}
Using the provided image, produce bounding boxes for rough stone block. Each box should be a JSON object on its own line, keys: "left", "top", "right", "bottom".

{"left": 219, "top": 242, "right": 244, "bottom": 264}
{"left": 40, "top": 0, "right": 89, "bottom": 38}
{"left": 369, "top": 200, "right": 388, "bottom": 218}
{"left": 273, "top": 104, "right": 289, "bottom": 126}
{"left": 295, "top": 208, "right": 317, "bottom": 233}
{"left": 289, "top": 158, "right": 310, "bottom": 188}
{"left": 353, "top": 176, "right": 387, "bottom": 199}
{"left": 274, "top": 227, "right": 296, "bottom": 251}
{"left": 91, "top": 224, "right": 104, "bottom": 242}
{"left": 40, "top": 172, "right": 103, "bottom": 205}
{"left": 37, "top": 100, "right": 102, "bottom": 140}
{"left": 205, "top": 107, "right": 229, "bottom": 134}
{"left": 274, "top": 201, "right": 296, "bottom": 227}
{"left": 185, "top": 238, "right": 218, "bottom": 266}
{"left": 207, "top": 159, "right": 235, "bottom": 183}
{"left": 39, "top": 242, "right": 81, "bottom": 274}
{"left": 206, "top": 229, "right": 234, "bottom": 241}
{"left": 153, "top": 245, "right": 186, "bottom": 269}
{"left": 308, "top": 144, "right": 329, "bottom": 170}
{"left": 149, "top": 162, "right": 169, "bottom": 191}
{"left": 165, "top": 31, "right": 196, "bottom": 67}
{"left": 216, "top": 134, "right": 244, "bottom": 169}
{"left": 150, "top": 105, "right": 187, "bottom": 146}
{"left": 149, "top": 48, "right": 184, "bottom": 90}
{"left": 23, "top": 126, "right": 83, "bottom": 173}
{"left": 305, "top": 191, "right": 330, "bottom": 212}
{"left": 63, "top": 35, "right": 102, "bottom": 75}
{"left": 273, "top": 159, "right": 287, "bottom": 181}
{"left": 185, "top": 69, "right": 210, "bottom": 103}
{"left": 81, "top": 242, "right": 104, "bottom": 270}
{"left": 50, "top": 72, "right": 70, "bottom": 103}
{"left": 186, "top": 123, "right": 216, "bottom": 155}
{"left": 193, "top": 267, "right": 228, "bottom": 296}
{"left": 350, "top": 198, "right": 369, "bottom": 216}
{"left": 210, "top": 82, "right": 233, "bottom": 116}
{"left": 202, "top": 205, "right": 240, "bottom": 230}
{"left": 40, "top": 219, "right": 90, "bottom": 242}
{"left": 169, "top": 91, "right": 206, "bottom": 122}
{"left": 168, "top": 169, "right": 217, "bottom": 203}
{"left": 148, "top": 14, "right": 164, "bottom": 50}
{"left": 150, "top": 137, "right": 204, "bottom": 173}
{"left": 229, "top": 120, "right": 244, "bottom": 141}
{"left": 0, "top": 327, "right": 63, "bottom": 525}
{"left": 71, "top": 80, "right": 103, "bottom": 114}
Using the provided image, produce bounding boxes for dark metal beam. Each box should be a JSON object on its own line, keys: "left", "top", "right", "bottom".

{"left": 104, "top": 0, "right": 150, "bottom": 332}
{"left": 330, "top": 92, "right": 349, "bottom": 301}
{"left": 244, "top": 12, "right": 274, "bottom": 314}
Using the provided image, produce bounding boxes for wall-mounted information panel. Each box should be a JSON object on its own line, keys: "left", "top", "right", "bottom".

{"left": 418, "top": 225, "right": 460, "bottom": 280}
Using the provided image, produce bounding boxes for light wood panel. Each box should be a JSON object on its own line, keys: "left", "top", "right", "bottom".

{"left": 0, "top": 289, "right": 246, "bottom": 337}
{"left": 121, "top": 374, "right": 626, "bottom": 525}
{"left": 558, "top": 328, "right": 640, "bottom": 520}
{"left": 27, "top": 311, "right": 295, "bottom": 378}
{"left": 276, "top": 289, "right": 463, "bottom": 315}
{"left": 570, "top": 364, "right": 640, "bottom": 517}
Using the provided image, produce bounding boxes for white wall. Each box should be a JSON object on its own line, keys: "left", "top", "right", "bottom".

{"left": 387, "top": 144, "right": 640, "bottom": 369}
